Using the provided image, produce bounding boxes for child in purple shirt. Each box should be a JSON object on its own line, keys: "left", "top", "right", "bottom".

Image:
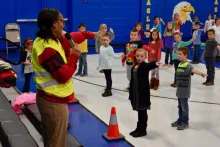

{"left": 133, "top": 22, "right": 148, "bottom": 43}
{"left": 163, "top": 22, "right": 174, "bottom": 67}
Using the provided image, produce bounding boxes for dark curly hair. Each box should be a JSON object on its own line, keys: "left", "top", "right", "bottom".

{"left": 36, "top": 8, "right": 60, "bottom": 43}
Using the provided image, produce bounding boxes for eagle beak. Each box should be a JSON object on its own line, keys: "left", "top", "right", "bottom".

{"left": 185, "top": 6, "right": 195, "bottom": 13}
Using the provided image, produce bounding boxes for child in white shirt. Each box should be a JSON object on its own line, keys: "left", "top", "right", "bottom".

{"left": 204, "top": 14, "right": 215, "bottom": 32}
{"left": 98, "top": 33, "right": 121, "bottom": 97}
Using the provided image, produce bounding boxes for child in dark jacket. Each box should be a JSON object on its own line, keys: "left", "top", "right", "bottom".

{"left": 129, "top": 49, "right": 160, "bottom": 138}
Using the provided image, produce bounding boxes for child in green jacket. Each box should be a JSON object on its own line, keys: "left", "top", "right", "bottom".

{"left": 170, "top": 31, "right": 195, "bottom": 87}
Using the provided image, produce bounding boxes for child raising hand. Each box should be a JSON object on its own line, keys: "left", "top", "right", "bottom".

{"left": 129, "top": 49, "right": 160, "bottom": 138}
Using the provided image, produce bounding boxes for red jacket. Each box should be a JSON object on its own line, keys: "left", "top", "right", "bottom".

{"left": 148, "top": 39, "right": 163, "bottom": 61}
{"left": 38, "top": 31, "right": 95, "bottom": 103}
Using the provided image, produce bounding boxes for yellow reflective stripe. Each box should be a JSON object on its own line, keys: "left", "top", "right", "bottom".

{"left": 37, "top": 79, "right": 59, "bottom": 89}
{"left": 178, "top": 62, "right": 189, "bottom": 68}
{"left": 35, "top": 71, "right": 51, "bottom": 77}
{"left": 3, "top": 67, "right": 10, "bottom": 69}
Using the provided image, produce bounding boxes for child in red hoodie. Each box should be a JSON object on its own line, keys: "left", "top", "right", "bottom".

{"left": 148, "top": 29, "right": 163, "bottom": 90}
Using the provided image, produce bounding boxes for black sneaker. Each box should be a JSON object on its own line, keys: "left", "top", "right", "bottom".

{"left": 171, "top": 121, "right": 181, "bottom": 127}
{"left": 80, "top": 73, "right": 88, "bottom": 77}
{"left": 102, "top": 89, "right": 112, "bottom": 97}
{"left": 75, "top": 72, "right": 81, "bottom": 76}
{"left": 177, "top": 123, "right": 189, "bottom": 130}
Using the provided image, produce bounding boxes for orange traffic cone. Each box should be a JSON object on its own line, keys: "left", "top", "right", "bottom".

{"left": 103, "top": 107, "right": 125, "bottom": 140}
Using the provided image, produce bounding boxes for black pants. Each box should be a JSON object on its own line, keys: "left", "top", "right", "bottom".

{"left": 23, "top": 73, "right": 32, "bottom": 93}
{"left": 205, "top": 57, "right": 215, "bottom": 83}
{"left": 103, "top": 69, "right": 112, "bottom": 89}
{"left": 138, "top": 110, "right": 148, "bottom": 124}
{"left": 173, "top": 59, "right": 180, "bottom": 83}
{"left": 165, "top": 48, "right": 173, "bottom": 64}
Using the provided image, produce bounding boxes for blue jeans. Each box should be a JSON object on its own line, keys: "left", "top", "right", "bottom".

{"left": 193, "top": 44, "right": 201, "bottom": 62}
{"left": 177, "top": 98, "right": 189, "bottom": 124}
{"left": 77, "top": 53, "right": 87, "bottom": 74}
{"left": 205, "top": 57, "right": 215, "bottom": 83}
{"left": 165, "top": 48, "right": 173, "bottom": 64}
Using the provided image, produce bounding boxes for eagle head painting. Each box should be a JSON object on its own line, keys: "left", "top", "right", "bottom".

{"left": 173, "top": 1, "right": 195, "bottom": 24}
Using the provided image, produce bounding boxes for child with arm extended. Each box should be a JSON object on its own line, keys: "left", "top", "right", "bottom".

{"left": 75, "top": 23, "right": 90, "bottom": 77}
{"left": 98, "top": 33, "right": 121, "bottom": 97}
{"left": 133, "top": 22, "right": 149, "bottom": 43}
{"left": 96, "top": 24, "right": 114, "bottom": 53}
{"left": 171, "top": 47, "right": 206, "bottom": 131}
{"left": 170, "top": 31, "right": 195, "bottom": 87}
{"left": 152, "top": 16, "right": 165, "bottom": 38}
{"left": 148, "top": 29, "right": 163, "bottom": 90}
{"left": 129, "top": 48, "right": 160, "bottom": 138}
{"left": 191, "top": 21, "right": 204, "bottom": 64}
{"left": 172, "top": 13, "right": 183, "bottom": 31}
{"left": 121, "top": 30, "right": 154, "bottom": 92}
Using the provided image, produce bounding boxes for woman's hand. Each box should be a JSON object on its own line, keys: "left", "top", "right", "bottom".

{"left": 70, "top": 44, "right": 81, "bottom": 56}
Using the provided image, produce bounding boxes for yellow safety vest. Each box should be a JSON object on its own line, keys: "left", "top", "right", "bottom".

{"left": 32, "top": 37, "right": 74, "bottom": 98}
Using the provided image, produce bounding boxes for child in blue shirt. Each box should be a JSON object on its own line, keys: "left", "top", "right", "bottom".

{"left": 153, "top": 16, "right": 165, "bottom": 38}
{"left": 191, "top": 21, "right": 204, "bottom": 64}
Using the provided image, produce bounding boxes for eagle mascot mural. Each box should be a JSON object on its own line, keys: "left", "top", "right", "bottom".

{"left": 173, "top": 1, "right": 195, "bottom": 24}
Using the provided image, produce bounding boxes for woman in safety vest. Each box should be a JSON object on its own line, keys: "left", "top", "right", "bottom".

{"left": 32, "top": 8, "right": 92, "bottom": 147}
